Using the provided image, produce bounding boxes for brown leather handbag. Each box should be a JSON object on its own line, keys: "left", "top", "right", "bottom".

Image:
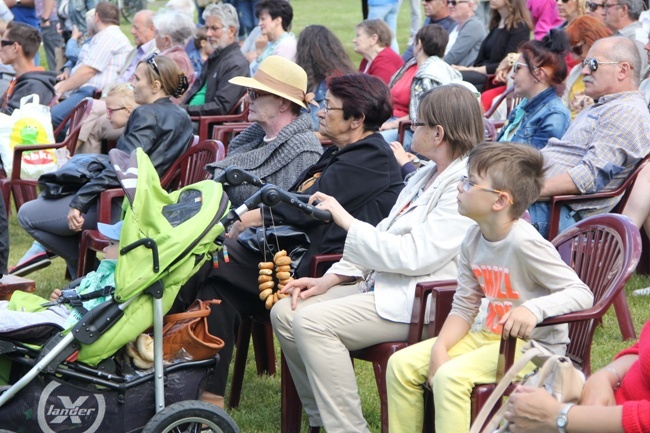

{"left": 162, "top": 299, "right": 225, "bottom": 362}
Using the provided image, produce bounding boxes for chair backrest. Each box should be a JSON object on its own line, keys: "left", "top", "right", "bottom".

{"left": 159, "top": 139, "right": 219, "bottom": 191}
{"left": 484, "top": 86, "right": 521, "bottom": 121}
{"left": 550, "top": 213, "right": 641, "bottom": 375}
{"left": 55, "top": 98, "right": 93, "bottom": 156}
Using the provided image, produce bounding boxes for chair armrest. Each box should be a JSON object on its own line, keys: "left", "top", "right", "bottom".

{"left": 429, "top": 284, "right": 457, "bottom": 337}
{"left": 11, "top": 143, "right": 65, "bottom": 180}
{"left": 308, "top": 254, "right": 343, "bottom": 278}
{"left": 97, "top": 188, "right": 124, "bottom": 223}
{"left": 406, "top": 280, "right": 456, "bottom": 345}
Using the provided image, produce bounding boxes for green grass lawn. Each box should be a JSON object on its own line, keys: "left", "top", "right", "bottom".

{"left": 23, "top": 0, "right": 650, "bottom": 431}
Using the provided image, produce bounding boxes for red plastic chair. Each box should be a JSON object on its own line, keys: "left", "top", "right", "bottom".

{"left": 76, "top": 140, "right": 223, "bottom": 277}
{"left": 212, "top": 122, "right": 252, "bottom": 152}
{"left": 422, "top": 213, "right": 642, "bottom": 433}
{"left": 484, "top": 86, "right": 521, "bottom": 130}
{"left": 545, "top": 154, "right": 650, "bottom": 341}
{"left": 2, "top": 98, "right": 92, "bottom": 212}
{"left": 190, "top": 95, "right": 249, "bottom": 142}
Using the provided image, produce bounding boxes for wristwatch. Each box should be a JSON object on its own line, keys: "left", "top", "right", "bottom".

{"left": 556, "top": 403, "right": 575, "bottom": 433}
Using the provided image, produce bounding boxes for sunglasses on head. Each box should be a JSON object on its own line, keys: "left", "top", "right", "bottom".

{"left": 585, "top": 0, "right": 605, "bottom": 10}
{"left": 145, "top": 54, "right": 160, "bottom": 76}
{"left": 582, "top": 58, "right": 623, "bottom": 72}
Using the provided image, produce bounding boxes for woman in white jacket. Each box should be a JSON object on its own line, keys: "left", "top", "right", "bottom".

{"left": 270, "top": 84, "right": 484, "bottom": 433}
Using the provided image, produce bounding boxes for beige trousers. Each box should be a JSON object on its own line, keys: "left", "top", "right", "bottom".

{"left": 270, "top": 283, "right": 410, "bottom": 432}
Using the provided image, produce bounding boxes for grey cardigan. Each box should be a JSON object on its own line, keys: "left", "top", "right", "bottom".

{"left": 207, "top": 113, "right": 323, "bottom": 206}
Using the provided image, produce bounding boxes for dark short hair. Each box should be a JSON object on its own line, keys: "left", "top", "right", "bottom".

{"left": 327, "top": 74, "right": 392, "bottom": 133}
{"left": 5, "top": 22, "right": 41, "bottom": 59}
{"left": 95, "top": 1, "right": 120, "bottom": 26}
{"left": 255, "top": 0, "right": 293, "bottom": 31}
{"left": 467, "top": 141, "right": 546, "bottom": 218}
{"left": 416, "top": 24, "right": 448, "bottom": 58}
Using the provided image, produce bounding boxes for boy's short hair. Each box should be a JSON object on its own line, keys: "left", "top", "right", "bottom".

{"left": 5, "top": 22, "right": 42, "bottom": 59}
{"left": 467, "top": 142, "right": 546, "bottom": 218}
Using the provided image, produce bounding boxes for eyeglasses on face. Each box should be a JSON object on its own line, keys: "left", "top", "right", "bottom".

{"left": 604, "top": 2, "right": 622, "bottom": 8}
{"left": 512, "top": 62, "right": 529, "bottom": 73}
{"left": 145, "top": 55, "right": 160, "bottom": 76}
{"left": 447, "top": 0, "right": 469, "bottom": 5}
{"left": 247, "top": 88, "right": 274, "bottom": 100}
{"left": 585, "top": 0, "right": 605, "bottom": 10}
{"left": 323, "top": 101, "right": 344, "bottom": 113}
{"left": 459, "top": 176, "right": 514, "bottom": 204}
{"left": 582, "top": 57, "right": 624, "bottom": 72}
{"left": 106, "top": 106, "right": 128, "bottom": 116}
{"left": 0, "top": 39, "right": 15, "bottom": 47}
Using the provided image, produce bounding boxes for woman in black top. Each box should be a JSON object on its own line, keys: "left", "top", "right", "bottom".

{"left": 454, "top": 0, "right": 533, "bottom": 92}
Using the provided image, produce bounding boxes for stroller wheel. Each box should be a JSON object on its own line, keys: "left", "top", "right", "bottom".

{"left": 142, "top": 401, "right": 239, "bottom": 433}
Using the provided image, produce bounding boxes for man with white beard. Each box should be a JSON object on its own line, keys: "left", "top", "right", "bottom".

{"left": 180, "top": 2, "right": 249, "bottom": 116}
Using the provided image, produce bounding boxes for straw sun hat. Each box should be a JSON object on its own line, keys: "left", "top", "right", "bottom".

{"left": 229, "top": 56, "right": 318, "bottom": 109}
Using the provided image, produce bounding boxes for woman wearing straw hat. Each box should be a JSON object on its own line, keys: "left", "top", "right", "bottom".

{"left": 206, "top": 55, "right": 323, "bottom": 207}
{"left": 178, "top": 72, "right": 404, "bottom": 409}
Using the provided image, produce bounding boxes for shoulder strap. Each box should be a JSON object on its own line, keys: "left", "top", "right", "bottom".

{"left": 469, "top": 346, "right": 544, "bottom": 433}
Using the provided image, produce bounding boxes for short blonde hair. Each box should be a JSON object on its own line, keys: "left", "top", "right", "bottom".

{"left": 104, "top": 82, "right": 137, "bottom": 108}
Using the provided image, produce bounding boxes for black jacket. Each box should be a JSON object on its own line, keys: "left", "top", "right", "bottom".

{"left": 263, "top": 133, "right": 405, "bottom": 277}
{"left": 1, "top": 70, "right": 57, "bottom": 115}
{"left": 70, "top": 98, "right": 193, "bottom": 213}
{"left": 180, "top": 42, "right": 249, "bottom": 116}
{"left": 473, "top": 23, "right": 531, "bottom": 75}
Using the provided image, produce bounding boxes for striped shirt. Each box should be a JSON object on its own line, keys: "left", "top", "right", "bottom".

{"left": 74, "top": 25, "right": 132, "bottom": 91}
{"left": 542, "top": 90, "right": 650, "bottom": 216}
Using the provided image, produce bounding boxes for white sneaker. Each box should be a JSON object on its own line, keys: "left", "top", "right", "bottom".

{"left": 632, "top": 287, "right": 650, "bottom": 296}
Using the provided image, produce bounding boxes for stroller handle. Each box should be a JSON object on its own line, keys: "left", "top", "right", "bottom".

{"left": 214, "top": 166, "right": 265, "bottom": 188}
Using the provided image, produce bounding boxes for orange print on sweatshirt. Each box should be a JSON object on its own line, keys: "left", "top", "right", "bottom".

{"left": 472, "top": 265, "right": 520, "bottom": 334}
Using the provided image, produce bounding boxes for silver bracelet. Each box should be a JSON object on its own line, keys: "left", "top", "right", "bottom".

{"left": 604, "top": 367, "right": 622, "bottom": 390}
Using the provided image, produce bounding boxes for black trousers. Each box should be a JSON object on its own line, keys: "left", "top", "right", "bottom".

{"left": 175, "top": 238, "right": 272, "bottom": 396}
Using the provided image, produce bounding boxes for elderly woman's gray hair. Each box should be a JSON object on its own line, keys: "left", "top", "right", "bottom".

{"left": 202, "top": 2, "right": 240, "bottom": 35}
{"left": 153, "top": 10, "right": 195, "bottom": 46}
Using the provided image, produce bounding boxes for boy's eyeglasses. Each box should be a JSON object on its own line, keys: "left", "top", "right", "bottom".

{"left": 585, "top": 0, "right": 605, "bottom": 10}
{"left": 582, "top": 58, "right": 624, "bottom": 72}
{"left": 459, "top": 176, "right": 514, "bottom": 205}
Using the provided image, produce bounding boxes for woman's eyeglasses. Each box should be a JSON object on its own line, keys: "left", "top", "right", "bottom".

{"left": 585, "top": 0, "right": 605, "bottom": 10}
{"left": 247, "top": 88, "right": 274, "bottom": 100}
{"left": 107, "top": 107, "right": 128, "bottom": 116}
{"left": 582, "top": 58, "right": 624, "bottom": 72}
{"left": 512, "top": 62, "right": 529, "bottom": 73}
{"left": 323, "top": 101, "right": 344, "bottom": 113}
{"left": 145, "top": 55, "right": 160, "bottom": 76}
{"left": 459, "top": 176, "right": 514, "bottom": 204}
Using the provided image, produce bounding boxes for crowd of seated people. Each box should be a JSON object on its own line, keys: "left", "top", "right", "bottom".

{"left": 3, "top": 1, "right": 650, "bottom": 432}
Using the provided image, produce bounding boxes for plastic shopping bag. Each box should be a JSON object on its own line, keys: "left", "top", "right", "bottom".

{"left": 0, "top": 94, "right": 57, "bottom": 179}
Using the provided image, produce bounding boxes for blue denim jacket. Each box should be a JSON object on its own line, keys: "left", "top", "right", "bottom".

{"left": 301, "top": 80, "right": 327, "bottom": 131}
{"left": 497, "top": 87, "right": 571, "bottom": 150}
